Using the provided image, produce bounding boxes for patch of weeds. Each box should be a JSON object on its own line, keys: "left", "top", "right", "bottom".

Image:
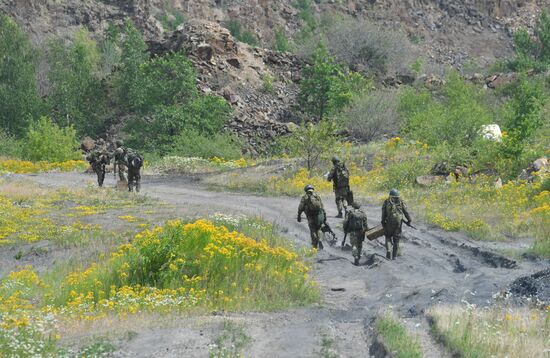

{"left": 209, "top": 320, "right": 251, "bottom": 358}
{"left": 376, "top": 311, "right": 422, "bottom": 358}
{"left": 76, "top": 337, "right": 116, "bottom": 357}
{"left": 319, "top": 334, "right": 338, "bottom": 358}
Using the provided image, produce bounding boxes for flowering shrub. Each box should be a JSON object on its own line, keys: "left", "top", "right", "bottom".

{"left": 0, "top": 159, "right": 86, "bottom": 174}
{"left": 57, "top": 220, "right": 318, "bottom": 312}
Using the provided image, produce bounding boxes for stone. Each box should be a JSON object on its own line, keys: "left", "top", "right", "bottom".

{"left": 226, "top": 58, "right": 241, "bottom": 68}
{"left": 532, "top": 157, "right": 548, "bottom": 172}
{"left": 197, "top": 43, "right": 213, "bottom": 61}
{"left": 494, "top": 177, "right": 503, "bottom": 189}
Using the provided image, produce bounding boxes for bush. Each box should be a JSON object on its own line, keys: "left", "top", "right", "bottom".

{"left": 279, "top": 120, "right": 339, "bottom": 171}
{"left": 23, "top": 117, "right": 81, "bottom": 162}
{"left": 400, "top": 71, "right": 492, "bottom": 147}
{"left": 508, "top": 11, "right": 550, "bottom": 72}
{"left": 170, "top": 130, "right": 243, "bottom": 160}
{"left": 382, "top": 156, "right": 432, "bottom": 190}
{"left": 0, "top": 130, "right": 23, "bottom": 159}
{"left": 225, "top": 20, "right": 258, "bottom": 46}
{"left": 340, "top": 90, "right": 399, "bottom": 142}
{"left": 273, "top": 28, "right": 292, "bottom": 52}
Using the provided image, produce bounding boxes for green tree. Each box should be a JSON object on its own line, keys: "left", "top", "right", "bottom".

{"left": 274, "top": 28, "right": 292, "bottom": 52}
{"left": 131, "top": 52, "right": 197, "bottom": 113}
{"left": 510, "top": 11, "right": 550, "bottom": 71}
{"left": 280, "top": 120, "right": 338, "bottom": 171}
{"left": 0, "top": 15, "right": 42, "bottom": 136}
{"left": 47, "top": 28, "right": 105, "bottom": 135}
{"left": 115, "top": 20, "right": 149, "bottom": 111}
{"left": 23, "top": 117, "right": 80, "bottom": 162}
{"left": 298, "top": 43, "right": 365, "bottom": 121}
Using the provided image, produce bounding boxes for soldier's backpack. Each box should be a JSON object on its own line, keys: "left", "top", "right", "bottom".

{"left": 335, "top": 164, "right": 350, "bottom": 188}
{"left": 385, "top": 199, "right": 403, "bottom": 228}
{"left": 127, "top": 153, "right": 143, "bottom": 169}
{"left": 345, "top": 209, "right": 367, "bottom": 232}
{"left": 305, "top": 194, "right": 323, "bottom": 213}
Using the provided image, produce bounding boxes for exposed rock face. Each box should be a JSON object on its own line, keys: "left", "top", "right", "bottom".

{"left": 148, "top": 20, "right": 305, "bottom": 151}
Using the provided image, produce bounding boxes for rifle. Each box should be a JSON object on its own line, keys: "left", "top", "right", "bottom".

{"left": 403, "top": 220, "right": 418, "bottom": 230}
{"left": 321, "top": 221, "right": 338, "bottom": 246}
{"left": 341, "top": 232, "right": 348, "bottom": 247}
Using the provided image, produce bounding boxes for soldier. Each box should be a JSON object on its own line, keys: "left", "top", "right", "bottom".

{"left": 327, "top": 156, "right": 352, "bottom": 218}
{"left": 343, "top": 202, "right": 369, "bottom": 266}
{"left": 381, "top": 189, "right": 411, "bottom": 260}
{"left": 86, "top": 145, "right": 110, "bottom": 187}
{"left": 113, "top": 140, "right": 128, "bottom": 181}
{"left": 297, "top": 184, "right": 326, "bottom": 249}
{"left": 126, "top": 149, "right": 143, "bottom": 192}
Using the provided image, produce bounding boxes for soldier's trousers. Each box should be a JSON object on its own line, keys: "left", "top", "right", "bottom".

{"left": 350, "top": 231, "right": 365, "bottom": 260}
{"left": 384, "top": 233, "right": 401, "bottom": 260}
{"left": 307, "top": 222, "right": 322, "bottom": 249}
{"left": 334, "top": 187, "right": 350, "bottom": 215}
{"left": 116, "top": 163, "right": 127, "bottom": 181}
{"left": 128, "top": 168, "right": 141, "bottom": 192}
{"left": 92, "top": 163, "right": 106, "bottom": 187}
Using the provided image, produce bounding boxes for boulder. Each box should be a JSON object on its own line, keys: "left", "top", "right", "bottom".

{"left": 532, "top": 157, "right": 548, "bottom": 172}
{"left": 416, "top": 175, "right": 445, "bottom": 186}
{"left": 197, "top": 43, "right": 214, "bottom": 61}
{"left": 226, "top": 58, "right": 241, "bottom": 68}
{"left": 480, "top": 124, "right": 502, "bottom": 141}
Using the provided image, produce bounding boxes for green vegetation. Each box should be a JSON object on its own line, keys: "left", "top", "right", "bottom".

{"left": 273, "top": 28, "right": 292, "bottom": 52}
{"left": 0, "top": 17, "right": 236, "bottom": 160}
{"left": 171, "top": 130, "right": 243, "bottom": 160}
{"left": 509, "top": 11, "right": 550, "bottom": 72}
{"left": 23, "top": 117, "right": 81, "bottom": 162}
{"left": 209, "top": 320, "right": 251, "bottom": 358}
{"left": 225, "top": 20, "right": 258, "bottom": 46}
{"left": 428, "top": 305, "right": 550, "bottom": 358}
{"left": 376, "top": 312, "right": 422, "bottom": 358}
{"left": 298, "top": 43, "right": 367, "bottom": 121}
{"left": 279, "top": 120, "right": 338, "bottom": 171}
{"left": 0, "top": 16, "right": 42, "bottom": 136}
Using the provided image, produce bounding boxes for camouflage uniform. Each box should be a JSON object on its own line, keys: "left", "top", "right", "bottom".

{"left": 114, "top": 147, "right": 128, "bottom": 181}
{"left": 297, "top": 190, "right": 325, "bottom": 249}
{"left": 327, "top": 159, "right": 351, "bottom": 218}
{"left": 344, "top": 204, "right": 369, "bottom": 265}
{"left": 126, "top": 150, "right": 143, "bottom": 192}
{"left": 86, "top": 149, "right": 110, "bottom": 187}
{"left": 381, "top": 194, "right": 411, "bottom": 260}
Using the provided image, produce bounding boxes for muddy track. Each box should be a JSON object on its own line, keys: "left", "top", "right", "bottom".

{"left": 25, "top": 172, "right": 548, "bottom": 357}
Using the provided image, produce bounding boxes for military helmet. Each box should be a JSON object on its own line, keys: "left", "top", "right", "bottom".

{"left": 304, "top": 184, "right": 314, "bottom": 192}
{"left": 115, "top": 148, "right": 124, "bottom": 155}
{"left": 331, "top": 156, "right": 340, "bottom": 164}
{"left": 351, "top": 202, "right": 361, "bottom": 209}
{"left": 115, "top": 139, "right": 124, "bottom": 147}
{"left": 389, "top": 188, "right": 400, "bottom": 197}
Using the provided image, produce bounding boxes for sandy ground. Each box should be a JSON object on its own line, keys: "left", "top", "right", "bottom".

{"left": 22, "top": 172, "right": 548, "bottom": 358}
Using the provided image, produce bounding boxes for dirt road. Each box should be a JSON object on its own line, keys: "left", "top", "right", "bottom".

{"left": 28, "top": 172, "right": 546, "bottom": 357}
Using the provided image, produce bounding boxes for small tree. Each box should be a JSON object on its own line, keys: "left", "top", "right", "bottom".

{"left": 281, "top": 120, "right": 338, "bottom": 171}
{"left": 23, "top": 117, "right": 80, "bottom": 162}
{"left": 0, "top": 15, "right": 42, "bottom": 136}
{"left": 298, "top": 43, "right": 366, "bottom": 121}
{"left": 47, "top": 28, "right": 105, "bottom": 135}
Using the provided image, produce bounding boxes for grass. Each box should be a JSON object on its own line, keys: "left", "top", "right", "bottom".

{"left": 428, "top": 305, "right": 550, "bottom": 358}
{"left": 375, "top": 312, "right": 423, "bottom": 358}
{"left": 149, "top": 156, "right": 253, "bottom": 175}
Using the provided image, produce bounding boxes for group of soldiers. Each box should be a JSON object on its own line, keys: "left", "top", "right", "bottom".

{"left": 85, "top": 139, "right": 144, "bottom": 192}
{"left": 298, "top": 156, "right": 412, "bottom": 265}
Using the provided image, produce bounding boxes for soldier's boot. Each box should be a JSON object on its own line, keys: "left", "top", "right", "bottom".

{"left": 386, "top": 251, "right": 392, "bottom": 260}
{"left": 136, "top": 181, "right": 141, "bottom": 193}
{"left": 336, "top": 198, "right": 343, "bottom": 218}
{"left": 318, "top": 240, "right": 324, "bottom": 250}
{"left": 354, "top": 256, "right": 360, "bottom": 266}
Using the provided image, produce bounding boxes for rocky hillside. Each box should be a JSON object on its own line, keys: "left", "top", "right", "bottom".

{"left": 1, "top": 0, "right": 548, "bottom": 147}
